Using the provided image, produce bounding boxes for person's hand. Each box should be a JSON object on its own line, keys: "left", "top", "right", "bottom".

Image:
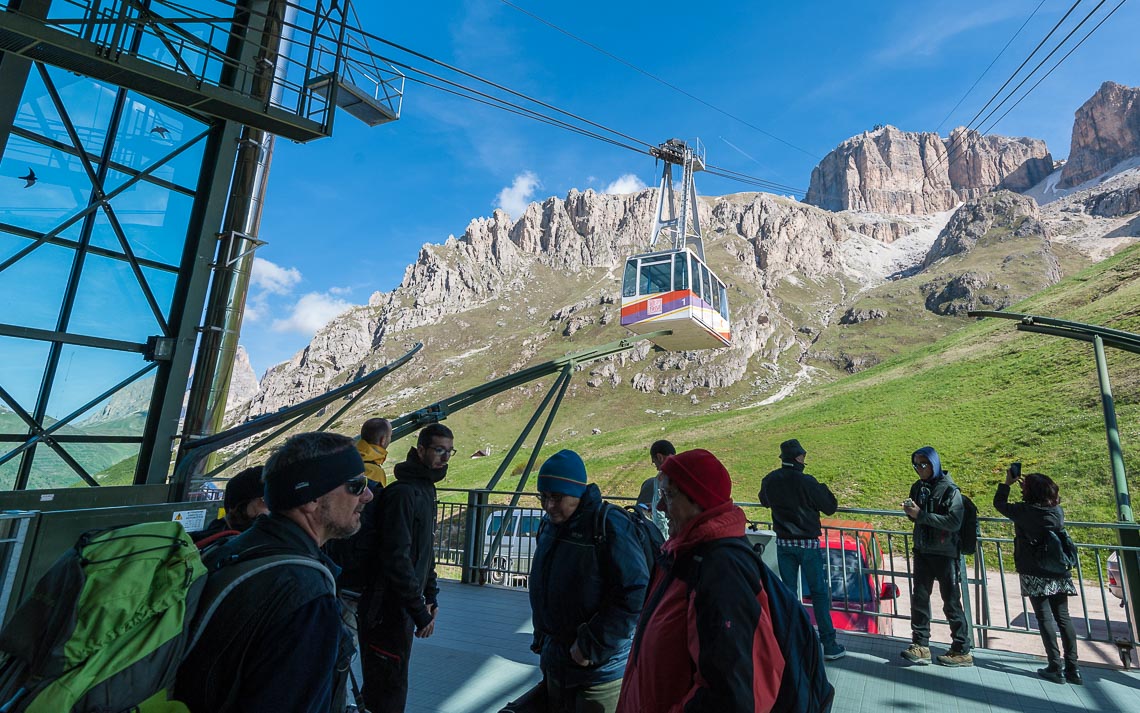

{"left": 415, "top": 605, "right": 438, "bottom": 639}
{"left": 903, "top": 501, "right": 920, "bottom": 520}
{"left": 1004, "top": 467, "right": 1020, "bottom": 486}
{"left": 569, "top": 641, "right": 591, "bottom": 667}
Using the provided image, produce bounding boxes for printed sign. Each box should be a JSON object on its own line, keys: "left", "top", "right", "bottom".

{"left": 647, "top": 297, "right": 662, "bottom": 315}
{"left": 172, "top": 509, "right": 208, "bottom": 533}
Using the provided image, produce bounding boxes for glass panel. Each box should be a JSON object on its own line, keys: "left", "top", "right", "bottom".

{"left": 44, "top": 67, "right": 123, "bottom": 159}
{"left": 110, "top": 94, "right": 207, "bottom": 192}
{"left": 69, "top": 253, "right": 164, "bottom": 341}
{"left": 673, "top": 253, "right": 688, "bottom": 291}
{"left": 622, "top": 259, "right": 638, "bottom": 298}
{"left": 143, "top": 265, "right": 179, "bottom": 320}
{"left": 91, "top": 173, "right": 193, "bottom": 266}
{"left": 0, "top": 134, "right": 88, "bottom": 233}
{"left": 719, "top": 285, "right": 730, "bottom": 321}
{"left": 690, "top": 255, "right": 703, "bottom": 300}
{"left": 488, "top": 514, "right": 505, "bottom": 536}
{"left": 45, "top": 345, "right": 150, "bottom": 424}
{"left": 0, "top": 238, "right": 70, "bottom": 330}
{"left": 24, "top": 445, "right": 86, "bottom": 490}
{"left": 77, "top": 372, "right": 155, "bottom": 437}
{"left": 701, "top": 265, "right": 713, "bottom": 306}
{"left": 519, "top": 515, "right": 543, "bottom": 537}
{"left": 0, "top": 336, "right": 50, "bottom": 415}
{"left": 639, "top": 259, "right": 672, "bottom": 295}
{"left": 711, "top": 274, "right": 722, "bottom": 313}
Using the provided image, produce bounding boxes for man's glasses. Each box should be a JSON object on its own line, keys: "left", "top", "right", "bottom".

{"left": 913, "top": 462, "right": 931, "bottom": 472}
{"left": 658, "top": 487, "right": 681, "bottom": 504}
{"left": 344, "top": 474, "right": 369, "bottom": 496}
{"left": 536, "top": 491, "right": 566, "bottom": 505}
{"left": 426, "top": 446, "right": 457, "bottom": 457}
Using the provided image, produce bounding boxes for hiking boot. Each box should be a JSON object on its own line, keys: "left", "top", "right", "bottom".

{"left": 823, "top": 643, "right": 847, "bottom": 661}
{"left": 937, "top": 650, "right": 974, "bottom": 667}
{"left": 1037, "top": 664, "right": 1064, "bottom": 684}
{"left": 900, "top": 643, "right": 931, "bottom": 665}
{"left": 1064, "top": 665, "right": 1083, "bottom": 685}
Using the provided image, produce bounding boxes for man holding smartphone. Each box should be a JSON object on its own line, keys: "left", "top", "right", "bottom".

{"left": 901, "top": 446, "right": 973, "bottom": 667}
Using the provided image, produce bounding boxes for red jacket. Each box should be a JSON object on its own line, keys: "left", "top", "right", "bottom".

{"left": 617, "top": 502, "right": 784, "bottom": 713}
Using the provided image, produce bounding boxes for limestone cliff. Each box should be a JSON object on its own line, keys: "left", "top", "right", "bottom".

{"left": 805, "top": 126, "right": 1052, "bottom": 215}
{"left": 1059, "top": 82, "right": 1140, "bottom": 188}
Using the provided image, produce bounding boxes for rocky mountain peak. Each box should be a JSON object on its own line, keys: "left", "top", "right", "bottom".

{"left": 1059, "top": 81, "right": 1140, "bottom": 188}
{"left": 805, "top": 125, "right": 1052, "bottom": 215}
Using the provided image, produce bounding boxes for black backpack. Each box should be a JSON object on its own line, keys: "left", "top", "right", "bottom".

{"left": 673, "top": 538, "right": 834, "bottom": 713}
{"left": 593, "top": 501, "right": 665, "bottom": 576}
{"left": 940, "top": 487, "right": 979, "bottom": 556}
{"left": 1034, "top": 528, "right": 1079, "bottom": 577}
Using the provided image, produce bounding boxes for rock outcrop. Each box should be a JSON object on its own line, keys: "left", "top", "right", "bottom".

{"left": 225, "top": 346, "right": 260, "bottom": 411}
{"left": 1059, "top": 82, "right": 1140, "bottom": 188}
{"left": 923, "top": 191, "right": 1046, "bottom": 266}
{"left": 805, "top": 125, "right": 1052, "bottom": 215}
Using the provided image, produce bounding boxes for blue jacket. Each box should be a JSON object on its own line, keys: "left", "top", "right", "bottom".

{"left": 909, "top": 447, "right": 964, "bottom": 558}
{"left": 528, "top": 483, "right": 649, "bottom": 688}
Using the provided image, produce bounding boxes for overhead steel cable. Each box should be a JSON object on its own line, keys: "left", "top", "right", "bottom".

{"left": 979, "top": 0, "right": 1130, "bottom": 136}
{"left": 704, "top": 164, "right": 805, "bottom": 194}
{"left": 925, "top": 0, "right": 1104, "bottom": 180}
{"left": 497, "top": 0, "right": 820, "bottom": 160}
{"left": 935, "top": 0, "right": 1048, "bottom": 132}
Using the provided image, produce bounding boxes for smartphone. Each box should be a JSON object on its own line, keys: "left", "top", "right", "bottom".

{"left": 1011, "top": 462, "right": 1022, "bottom": 478}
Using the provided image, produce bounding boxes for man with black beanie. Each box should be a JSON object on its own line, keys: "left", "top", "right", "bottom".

{"left": 176, "top": 432, "right": 373, "bottom": 713}
{"left": 358, "top": 423, "right": 454, "bottom": 713}
{"left": 759, "top": 438, "right": 845, "bottom": 660}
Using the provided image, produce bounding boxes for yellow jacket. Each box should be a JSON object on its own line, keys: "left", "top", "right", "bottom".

{"left": 356, "top": 438, "right": 389, "bottom": 487}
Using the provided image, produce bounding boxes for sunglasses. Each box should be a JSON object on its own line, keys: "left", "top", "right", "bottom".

{"left": 425, "top": 446, "right": 457, "bottom": 457}
{"left": 344, "top": 475, "right": 369, "bottom": 496}
{"left": 913, "top": 462, "right": 931, "bottom": 472}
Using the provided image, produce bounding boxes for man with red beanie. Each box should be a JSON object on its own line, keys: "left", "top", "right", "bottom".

{"left": 617, "top": 449, "right": 784, "bottom": 713}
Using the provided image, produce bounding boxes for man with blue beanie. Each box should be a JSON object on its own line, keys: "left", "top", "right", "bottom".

{"left": 902, "top": 446, "right": 973, "bottom": 667}
{"left": 526, "top": 449, "right": 649, "bottom": 713}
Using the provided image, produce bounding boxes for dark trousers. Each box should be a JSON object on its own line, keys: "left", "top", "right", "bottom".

{"left": 359, "top": 604, "right": 415, "bottom": 713}
{"left": 911, "top": 554, "right": 971, "bottom": 652}
{"left": 1030, "top": 593, "right": 1078, "bottom": 668}
{"left": 777, "top": 544, "right": 838, "bottom": 646}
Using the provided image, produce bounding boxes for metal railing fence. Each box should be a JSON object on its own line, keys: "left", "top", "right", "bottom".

{"left": 431, "top": 492, "right": 1138, "bottom": 666}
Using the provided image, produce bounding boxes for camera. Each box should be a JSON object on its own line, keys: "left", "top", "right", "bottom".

{"left": 902, "top": 498, "right": 915, "bottom": 508}
{"left": 1011, "top": 462, "right": 1022, "bottom": 478}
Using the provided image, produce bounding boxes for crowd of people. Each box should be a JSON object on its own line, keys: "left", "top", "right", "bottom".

{"left": 179, "top": 426, "right": 1084, "bottom": 713}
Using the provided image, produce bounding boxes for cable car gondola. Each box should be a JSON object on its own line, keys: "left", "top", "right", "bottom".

{"left": 621, "top": 248, "right": 730, "bottom": 350}
{"left": 620, "top": 138, "right": 731, "bottom": 350}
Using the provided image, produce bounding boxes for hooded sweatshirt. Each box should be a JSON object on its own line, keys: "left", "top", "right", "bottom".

{"left": 908, "top": 446, "right": 964, "bottom": 558}
{"left": 356, "top": 438, "right": 389, "bottom": 487}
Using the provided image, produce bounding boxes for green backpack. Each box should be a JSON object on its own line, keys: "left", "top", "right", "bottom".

{"left": 0, "top": 520, "right": 336, "bottom": 713}
{"left": 0, "top": 521, "right": 205, "bottom": 712}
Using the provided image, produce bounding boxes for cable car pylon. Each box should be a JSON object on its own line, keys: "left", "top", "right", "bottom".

{"left": 621, "top": 139, "right": 732, "bottom": 350}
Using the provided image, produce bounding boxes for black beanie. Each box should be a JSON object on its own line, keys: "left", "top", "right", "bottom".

{"left": 223, "top": 465, "right": 264, "bottom": 513}
{"left": 263, "top": 447, "right": 365, "bottom": 511}
{"left": 780, "top": 438, "right": 806, "bottom": 462}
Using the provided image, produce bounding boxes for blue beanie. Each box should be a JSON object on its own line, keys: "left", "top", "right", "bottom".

{"left": 537, "top": 450, "right": 588, "bottom": 497}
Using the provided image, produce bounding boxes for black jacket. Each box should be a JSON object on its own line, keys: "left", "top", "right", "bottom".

{"left": 360, "top": 447, "right": 443, "bottom": 629}
{"left": 759, "top": 462, "right": 838, "bottom": 539}
{"left": 175, "top": 513, "right": 349, "bottom": 713}
{"left": 528, "top": 483, "right": 649, "bottom": 688}
{"left": 993, "top": 483, "right": 1066, "bottom": 577}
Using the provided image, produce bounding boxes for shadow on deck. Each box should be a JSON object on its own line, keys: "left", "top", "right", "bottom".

{"left": 401, "top": 580, "right": 1140, "bottom": 713}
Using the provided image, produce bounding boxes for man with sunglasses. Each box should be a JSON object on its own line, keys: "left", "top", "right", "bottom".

{"left": 358, "top": 423, "right": 455, "bottom": 713}
{"left": 176, "top": 432, "right": 373, "bottom": 713}
{"left": 901, "top": 446, "right": 973, "bottom": 667}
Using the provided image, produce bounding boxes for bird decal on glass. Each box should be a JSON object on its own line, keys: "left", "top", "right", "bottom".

{"left": 150, "top": 126, "right": 170, "bottom": 138}
{"left": 18, "top": 168, "right": 36, "bottom": 188}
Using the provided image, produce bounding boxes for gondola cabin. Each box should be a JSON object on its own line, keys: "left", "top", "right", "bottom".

{"left": 620, "top": 248, "right": 731, "bottom": 350}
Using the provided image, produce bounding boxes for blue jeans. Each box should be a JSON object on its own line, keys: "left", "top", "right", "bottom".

{"left": 777, "top": 544, "right": 837, "bottom": 646}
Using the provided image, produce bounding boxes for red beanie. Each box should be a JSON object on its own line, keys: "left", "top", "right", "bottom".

{"left": 660, "top": 449, "right": 732, "bottom": 510}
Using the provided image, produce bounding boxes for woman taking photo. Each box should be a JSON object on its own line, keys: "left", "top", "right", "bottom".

{"left": 993, "top": 468, "right": 1081, "bottom": 684}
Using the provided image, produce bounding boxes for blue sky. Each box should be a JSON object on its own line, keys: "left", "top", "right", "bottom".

{"left": 240, "top": 0, "right": 1140, "bottom": 375}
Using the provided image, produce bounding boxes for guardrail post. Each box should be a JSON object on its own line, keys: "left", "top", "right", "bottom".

{"left": 462, "top": 489, "right": 489, "bottom": 584}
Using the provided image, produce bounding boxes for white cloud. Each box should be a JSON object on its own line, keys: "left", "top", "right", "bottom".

{"left": 328, "top": 285, "right": 353, "bottom": 296}
{"left": 602, "top": 174, "right": 647, "bottom": 195}
{"left": 251, "top": 257, "right": 302, "bottom": 295}
{"left": 271, "top": 292, "right": 354, "bottom": 334}
{"left": 495, "top": 171, "right": 541, "bottom": 217}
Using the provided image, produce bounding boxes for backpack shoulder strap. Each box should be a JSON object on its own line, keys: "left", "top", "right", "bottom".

{"left": 188, "top": 554, "right": 336, "bottom": 653}
{"left": 593, "top": 501, "right": 612, "bottom": 546}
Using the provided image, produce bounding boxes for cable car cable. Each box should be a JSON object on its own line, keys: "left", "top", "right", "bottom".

{"left": 496, "top": 0, "right": 820, "bottom": 160}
